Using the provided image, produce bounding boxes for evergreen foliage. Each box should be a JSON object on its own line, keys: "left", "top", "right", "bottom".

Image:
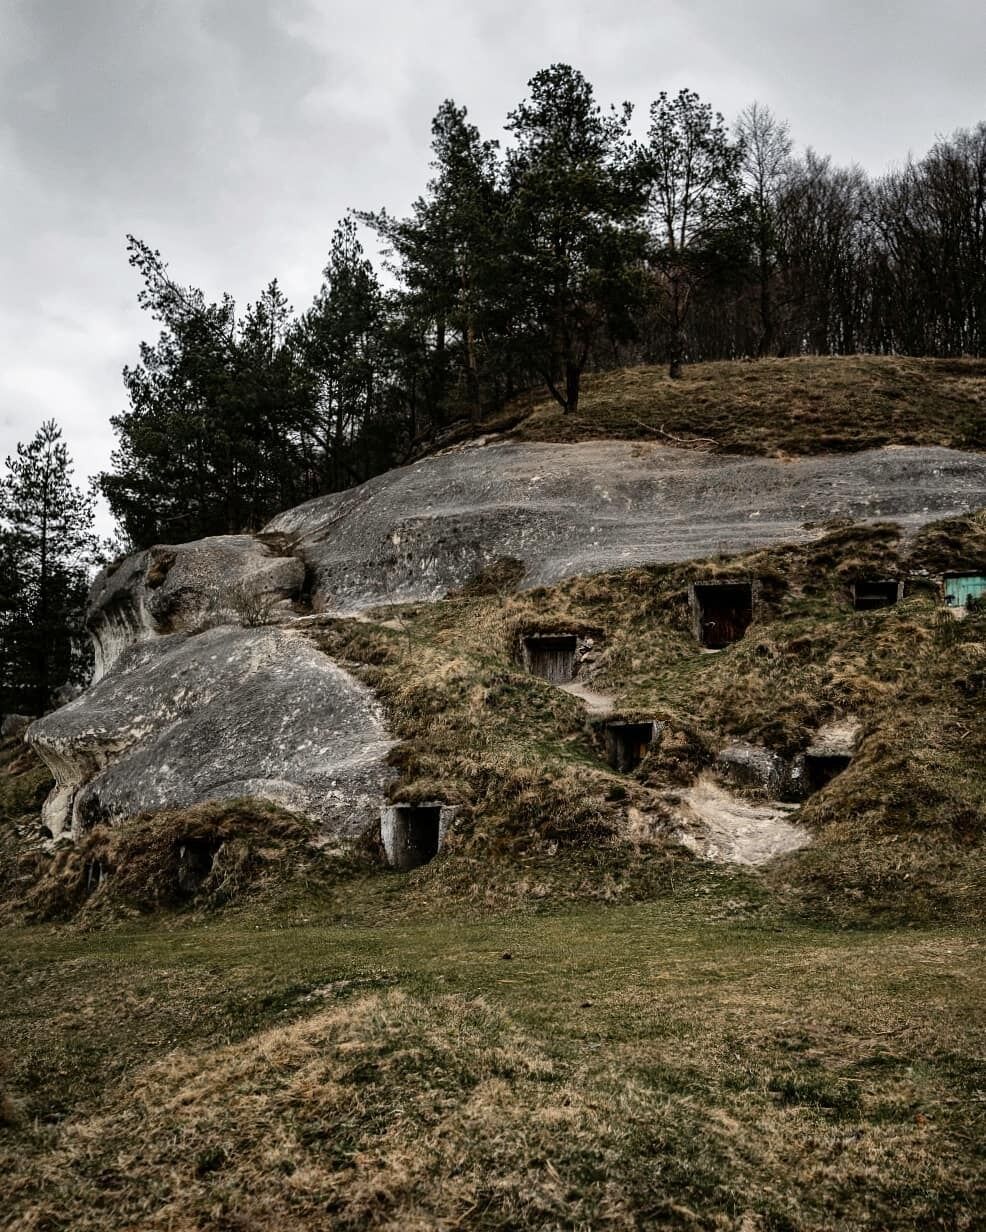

{"left": 95, "top": 67, "right": 986, "bottom": 548}
{"left": 0, "top": 421, "right": 98, "bottom": 714}
{"left": 645, "top": 89, "right": 747, "bottom": 377}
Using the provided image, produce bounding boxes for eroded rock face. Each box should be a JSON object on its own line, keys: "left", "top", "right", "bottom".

{"left": 27, "top": 626, "right": 394, "bottom": 841}
{"left": 265, "top": 442, "right": 986, "bottom": 612}
{"left": 89, "top": 534, "right": 304, "bottom": 679}
{"left": 715, "top": 743, "right": 790, "bottom": 797}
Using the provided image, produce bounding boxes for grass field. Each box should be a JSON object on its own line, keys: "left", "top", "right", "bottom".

{"left": 2, "top": 896, "right": 984, "bottom": 1231}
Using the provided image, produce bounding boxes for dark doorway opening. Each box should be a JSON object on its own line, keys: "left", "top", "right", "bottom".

{"left": 692, "top": 583, "right": 754, "bottom": 648}
{"left": 605, "top": 722, "right": 656, "bottom": 773}
{"left": 387, "top": 805, "right": 441, "bottom": 871}
{"left": 853, "top": 580, "right": 900, "bottom": 611}
{"left": 804, "top": 753, "right": 851, "bottom": 794}
{"left": 521, "top": 634, "right": 578, "bottom": 682}
{"left": 176, "top": 839, "right": 220, "bottom": 895}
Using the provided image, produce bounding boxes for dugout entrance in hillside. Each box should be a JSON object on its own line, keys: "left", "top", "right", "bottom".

{"left": 803, "top": 753, "right": 852, "bottom": 794}
{"left": 852, "top": 580, "right": 902, "bottom": 611}
{"left": 690, "top": 581, "right": 755, "bottom": 649}
{"left": 380, "top": 805, "right": 442, "bottom": 871}
{"left": 521, "top": 634, "right": 578, "bottom": 682}
{"left": 604, "top": 722, "right": 657, "bottom": 773}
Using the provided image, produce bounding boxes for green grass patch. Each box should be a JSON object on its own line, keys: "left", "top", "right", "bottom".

{"left": 1, "top": 899, "right": 983, "bottom": 1230}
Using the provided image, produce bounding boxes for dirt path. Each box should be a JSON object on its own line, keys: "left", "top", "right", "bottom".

{"left": 557, "top": 680, "right": 617, "bottom": 715}
{"left": 670, "top": 773, "right": 809, "bottom": 866}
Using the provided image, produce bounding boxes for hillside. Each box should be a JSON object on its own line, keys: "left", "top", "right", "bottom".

{"left": 2, "top": 358, "right": 986, "bottom": 1230}
{"left": 501, "top": 355, "right": 986, "bottom": 454}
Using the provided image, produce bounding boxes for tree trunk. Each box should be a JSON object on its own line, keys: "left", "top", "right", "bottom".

{"left": 465, "top": 319, "right": 481, "bottom": 423}
{"left": 758, "top": 242, "right": 774, "bottom": 357}
{"left": 668, "top": 328, "right": 687, "bottom": 379}
{"left": 565, "top": 361, "right": 581, "bottom": 413}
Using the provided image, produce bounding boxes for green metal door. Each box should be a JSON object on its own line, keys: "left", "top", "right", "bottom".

{"left": 944, "top": 574, "right": 986, "bottom": 608}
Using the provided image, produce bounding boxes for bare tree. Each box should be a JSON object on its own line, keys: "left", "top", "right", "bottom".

{"left": 774, "top": 151, "right": 870, "bottom": 355}
{"left": 874, "top": 123, "right": 986, "bottom": 357}
{"left": 736, "top": 102, "right": 792, "bottom": 356}
{"left": 644, "top": 89, "right": 745, "bottom": 378}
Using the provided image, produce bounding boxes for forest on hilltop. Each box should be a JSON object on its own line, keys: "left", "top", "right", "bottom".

{"left": 99, "top": 64, "right": 986, "bottom": 546}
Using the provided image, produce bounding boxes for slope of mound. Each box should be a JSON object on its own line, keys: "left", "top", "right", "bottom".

{"left": 308, "top": 512, "right": 986, "bottom": 924}
{"left": 507, "top": 356, "right": 986, "bottom": 454}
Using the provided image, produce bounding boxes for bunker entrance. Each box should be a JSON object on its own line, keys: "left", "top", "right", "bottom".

{"left": 521, "top": 634, "right": 578, "bottom": 682}
{"left": 853, "top": 580, "right": 901, "bottom": 611}
{"left": 943, "top": 573, "right": 986, "bottom": 610}
{"left": 176, "top": 839, "right": 220, "bottom": 895}
{"left": 692, "top": 582, "right": 754, "bottom": 648}
{"left": 605, "top": 722, "right": 656, "bottom": 773}
{"left": 383, "top": 805, "right": 441, "bottom": 871}
{"left": 804, "top": 753, "right": 851, "bottom": 794}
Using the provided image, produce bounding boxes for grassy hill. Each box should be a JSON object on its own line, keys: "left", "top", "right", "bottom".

{"left": 2, "top": 357, "right": 985, "bottom": 1229}
{"left": 483, "top": 355, "right": 986, "bottom": 455}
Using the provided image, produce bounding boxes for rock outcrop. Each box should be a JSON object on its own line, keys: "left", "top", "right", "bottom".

{"left": 88, "top": 534, "right": 304, "bottom": 679}
{"left": 24, "top": 437, "right": 986, "bottom": 846}
{"left": 266, "top": 442, "right": 986, "bottom": 612}
{"left": 28, "top": 626, "right": 394, "bottom": 841}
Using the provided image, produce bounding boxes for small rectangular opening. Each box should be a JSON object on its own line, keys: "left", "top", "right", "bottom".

{"left": 604, "top": 722, "right": 655, "bottom": 773}
{"left": 852, "top": 580, "right": 900, "bottom": 611}
{"left": 692, "top": 582, "right": 754, "bottom": 648}
{"left": 804, "top": 753, "right": 851, "bottom": 794}
{"left": 386, "top": 805, "right": 441, "bottom": 871}
{"left": 521, "top": 634, "right": 578, "bottom": 682}
{"left": 943, "top": 573, "right": 986, "bottom": 609}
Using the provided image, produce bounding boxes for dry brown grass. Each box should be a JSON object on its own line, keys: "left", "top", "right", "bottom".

{"left": 307, "top": 511, "right": 986, "bottom": 924}
{"left": 506, "top": 356, "right": 986, "bottom": 455}
{"left": 0, "top": 737, "right": 53, "bottom": 906}
{"left": 2, "top": 911, "right": 983, "bottom": 1231}
{"left": 9, "top": 798, "right": 367, "bottom": 925}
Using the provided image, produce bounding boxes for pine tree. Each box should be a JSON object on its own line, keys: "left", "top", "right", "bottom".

{"left": 102, "top": 239, "right": 315, "bottom": 545}
{"left": 0, "top": 421, "right": 97, "bottom": 714}
{"left": 361, "top": 101, "right": 504, "bottom": 424}
{"left": 296, "top": 219, "right": 389, "bottom": 487}
{"left": 501, "top": 64, "right": 648, "bottom": 412}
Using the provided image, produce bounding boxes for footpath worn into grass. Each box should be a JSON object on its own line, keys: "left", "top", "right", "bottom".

{"left": 2, "top": 897, "right": 984, "bottom": 1230}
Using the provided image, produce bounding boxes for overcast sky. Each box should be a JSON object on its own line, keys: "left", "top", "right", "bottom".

{"left": 2, "top": 0, "right": 984, "bottom": 531}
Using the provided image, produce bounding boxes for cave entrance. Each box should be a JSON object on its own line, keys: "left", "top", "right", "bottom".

{"left": 852, "top": 580, "right": 901, "bottom": 611}
{"left": 804, "top": 753, "right": 852, "bottom": 794}
{"left": 691, "top": 582, "right": 754, "bottom": 648}
{"left": 605, "top": 722, "right": 656, "bottom": 773}
{"left": 176, "top": 838, "right": 221, "bottom": 895}
{"left": 382, "top": 805, "right": 442, "bottom": 871}
{"left": 521, "top": 634, "right": 578, "bottom": 682}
